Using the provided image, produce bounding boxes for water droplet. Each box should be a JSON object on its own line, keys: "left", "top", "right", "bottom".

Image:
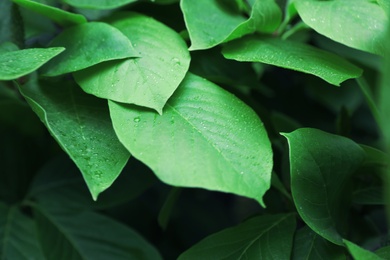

{"left": 240, "top": 171, "right": 244, "bottom": 175}
{"left": 133, "top": 116, "right": 141, "bottom": 123}
{"left": 172, "top": 57, "right": 181, "bottom": 66}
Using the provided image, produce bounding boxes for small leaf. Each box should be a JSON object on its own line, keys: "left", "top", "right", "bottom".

{"left": 181, "top": 0, "right": 282, "bottom": 50}
{"left": 33, "top": 205, "right": 162, "bottom": 260}
{"left": 109, "top": 73, "right": 273, "bottom": 206}
{"left": 12, "top": 0, "right": 87, "bottom": 27}
{"left": 292, "top": 226, "right": 346, "bottom": 260}
{"left": 63, "top": 0, "right": 137, "bottom": 10}
{"left": 0, "top": 204, "right": 45, "bottom": 259}
{"left": 19, "top": 79, "right": 130, "bottom": 200}
{"left": 343, "top": 239, "right": 384, "bottom": 260}
{"left": 178, "top": 214, "right": 296, "bottom": 259}
{"left": 0, "top": 47, "right": 64, "bottom": 80}
{"left": 222, "top": 35, "right": 363, "bottom": 86}
{"left": 282, "top": 128, "right": 365, "bottom": 245}
{"left": 41, "top": 22, "right": 138, "bottom": 76}
{"left": 294, "top": 0, "right": 388, "bottom": 55}
{"left": 74, "top": 12, "right": 190, "bottom": 114}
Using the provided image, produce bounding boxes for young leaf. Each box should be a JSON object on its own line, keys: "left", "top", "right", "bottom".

{"left": 63, "top": 0, "right": 137, "bottom": 10}
{"left": 74, "top": 12, "right": 190, "bottom": 114}
{"left": 12, "top": 0, "right": 87, "bottom": 27}
{"left": 19, "top": 79, "right": 130, "bottom": 200}
{"left": 0, "top": 47, "right": 64, "bottom": 80}
{"left": 40, "top": 22, "right": 138, "bottom": 76}
{"left": 33, "top": 205, "right": 162, "bottom": 260}
{"left": 0, "top": 204, "right": 45, "bottom": 259}
{"left": 294, "top": 0, "right": 388, "bottom": 56}
{"left": 282, "top": 128, "right": 365, "bottom": 245}
{"left": 343, "top": 239, "right": 384, "bottom": 260}
{"left": 181, "top": 0, "right": 282, "bottom": 50}
{"left": 222, "top": 35, "right": 363, "bottom": 86}
{"left": 109, "top": 73, "right": 273, "bottom": 206}
{"left": 292, "top": 226, "right": 346, "bottom": 260}
{"left": 178, "top": 214, "right": 296, "bottom": 259}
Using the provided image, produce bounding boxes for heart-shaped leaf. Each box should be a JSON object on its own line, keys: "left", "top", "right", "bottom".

{"left": 0, "top": 47, "right": 64, "bottom": 80}
{"left": 19, "top": 79, "right": 130, "bottom": 200}
{"left": 222, "top": 35, "right": 363, "bottom": 86}
{"left": 41, "top": 22, "right": 138, "bottom": 76}
{"left": 109, "top": 73, "right": 273, "bottom": 206}
{"left": 178, "top": 214, "right": 296, "bottom": 259}
{"left": 294, "top": 0, "right": 388, "bottom": 55}
{"left": 74, "top": 12, "right": 190, "bottom": 114}
{"left": 282, "top": 128, "right": 365, "bottom": 245}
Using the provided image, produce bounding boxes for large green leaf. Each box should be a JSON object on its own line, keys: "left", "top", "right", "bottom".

{"left": 343, "top": 240, "right": 384, "bottom": 260}
{"left": 0, "top": 204, "right": 45, "bottom": 259}
{"left": 63, "top": 0, "right": 137, "bottom": 9}
{"left": 0, "top": 0, "right": 24, "bottom": 47}
{"left": 41, "top": 22, "right": 138, "bottom": 76}
{"left": 28, "top": 155, "right": 157, "bottom": 210}
{"left": 12, "top": 0, "right": 87, "bottom": 27}
{"left": 0, "top": 47, "right": 64, "bottom": 80}
{"left": 292, "top": 226, "right": 346, "bottom": 260}
{"left": 178, "top": 214, "right": 296, "bottom": 259}
{"left": 222, "top": 35, "right": 363, "bottom": 86}
{"left": 74, "top": 12, "right": 190, "bottom": 114}
{"left": 109, "top": 73, "right": 273, "bottom": 206}
{"left": 19, "top": 79, "right": 130, "bottom": 200}
{"left": 33, "top": 205, "right": 162, "bottom": 260}
{"left": 282, "top": 128, "right": 365, "bottom": 245}
{"left": 181, "top": 0, "right": 281, "bottom": 50}
{"left": 294, "top": 0, "right": 388, "bottom": 56}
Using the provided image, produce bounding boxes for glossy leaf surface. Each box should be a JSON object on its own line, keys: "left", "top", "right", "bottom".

{"left": 294, "top": 0, "right": 388, "bottom": 55}
{"left": 12, "top": 0, "right": 87, "bottom": 27}
{"left": 222, "top": 35, "right": 362, "bottom": 86}
{"left": 19, "top": 79, "right": 130, "bottom": 200}
{"left": 0, "top": 47, "right": 64, "bottom": 80}
{"left": 109, "top": 73, "right": 273, "bottom": 206}
{"left": 283, "top": 128, "right": 365, "bottom": 245}
{"left": 343, "top": 240, "right": 383, "bottom": 260}
{"left": 63, "top": 0, "right": 137, "bottom": 9}
{"left": 74, "top": 12, "right": 190, "bottom": 114}
{"left": 0, "top": 204, "right": 45, "bottom": 259}
{"left": 41, "top": 22, "right": 138, "bottom": 76}
{"left": 33, "top": 205, "right": 162, "bottom": 260}
{"left": 178, "top": 214, "right": 295, "bottom": 259}
{"left": 292, "top": 226, "right": 345, "bottom": 260}
{"left": 181, "top": 0, "right": 281, "bottom": 50}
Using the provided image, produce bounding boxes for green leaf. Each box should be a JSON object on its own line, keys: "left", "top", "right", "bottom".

{"left": 63, "top": 0, "right": 137, "bottom": 10}
{"left": 360, "top": 145, "right": 388, "bottom": 168}
{"left": 222, "top": 35, "right": 363, "bottom": 86}
{"left": 158, "top": 187, "right": 182, "bottom": 230}
{"left": 12, "top": 0, "right": 87, "bottom": 27}
{"left": 109, "top": 73, "right": 273, "bottom": 206}
{"left": 0, "top": 0, "right": 24, "bottom": 48}
{"left": 33, "top": 205, "right": 162, "bottom": 260}
{"left": 294, "top": 0, "right": 388, "bottom": 56}
{"left": 292, "top": 226, "right": 346, "bottom": 260}
{"left": 282, "top": 128, "right": 365, "bottom": 245}
{"left": 40, "top": 22, "right": 138, "bottom": 76}
{"left": 181, "top": 0, "right": 282, "bottom": 50}
{"left": 0, "top": 47, "right": 64, "bottom": 80}
{"left": 19, "top": 79, "right": 130, "bottom": 200}
{"left": 0, "top": 204, "right": 45, "bottom": 259}
{"left": 178, "top": 214, "right": 296, "bottom": 259}
{"left": 376, "top": 246, "right": 390, "bottom": 259}
{"left": 28, "top": 155, "right": 157, "bottom": 210}
{"left": 74, "top": 12, "right": 190, "bottom": 114}
{"left": 343, "top": 239, "right": 384, "bottom": 260}
{"left": 352, "top": 186, "right": 384, "bottom": 205}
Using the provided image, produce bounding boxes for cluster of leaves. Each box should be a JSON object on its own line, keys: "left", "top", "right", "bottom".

{"left": 1, "top": 0, "right": 390, "bottom": 259}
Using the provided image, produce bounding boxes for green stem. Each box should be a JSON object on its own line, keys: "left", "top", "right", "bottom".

{"left": 355, "top": 76, "right": 381, "bottom": 130}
